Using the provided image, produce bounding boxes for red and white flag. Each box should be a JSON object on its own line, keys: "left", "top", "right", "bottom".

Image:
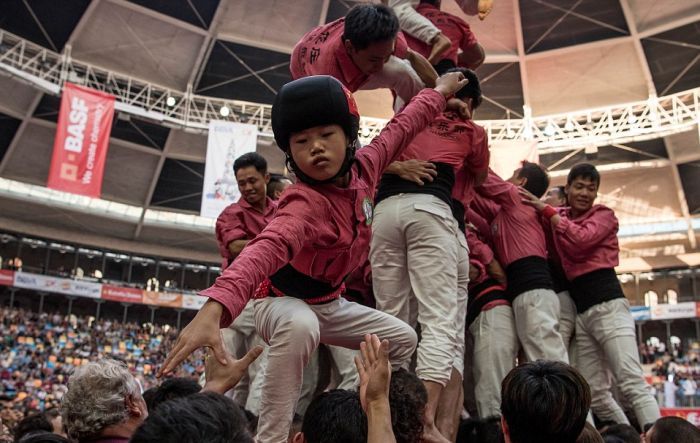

{"left": 47, "top": 83, "right": 115, "bottom": 197}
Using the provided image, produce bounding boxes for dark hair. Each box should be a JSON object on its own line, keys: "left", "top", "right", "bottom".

{"left": 446, "top": 67, "right": 482, "bottom": 109}
{"left": 288, "top": 414, "right": 304, "bottom": 441}
{"left": 601, "top": 424, "right": 640, "bottom": 443}
{"left": 649, "top": 416, "right": 700, "bottom": 443}
{"left": 267, "top": 173, "right": 292, "bottom": 198}
{"left": 501, "top": 360, "right": 591, "bottom": 443}
{"left": 146, "top": 377, "right": 201, "bottom": 411}
{"left": 420, "top": 0, "right": 441, "bottom": 5}
{"left": 518, "top": 162, "right": 550, "bottom": 198}
{"left": 17, "top": 432, "right": 70, "bottom": 443}
{"left": 456, "top": 416, "right": 502, "bottom": 443}
{"left": 577, "top": 422, "right": 604, "bottom": 443}
{"left": 233, "top": 152, "right": 268, "bottom": 175}
{"left": 389, "top": 369, "right": 427, "bottom": 443}
{"left": 302, "top": 390, "right": 367, "bottom": 443}
{"left": 130, "top": 392, "right": 253, "bottom": 443}
{"left": 344, "top": 4, "right": 399, "bottom": 50}
{"left": 567, "top": 163, "right": 600, "bottom": 188}
{"left": 13, "top": 413, "right": 53, "bottom": 442}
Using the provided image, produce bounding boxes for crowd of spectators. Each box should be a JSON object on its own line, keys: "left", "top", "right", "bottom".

{"left": 0, "top": 307, "right": 205, "bottom": 434}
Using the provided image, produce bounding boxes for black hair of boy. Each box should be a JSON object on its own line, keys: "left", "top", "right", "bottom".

{"left": 600, "top": 423, "right": 640, "bottom": 443}
{"left": 389, "top": 368, "right": 428, "bottom": 443}
{"left": 456, "top": 416, "right": 502, "bottom": 443}
{"left": 130, "top": 392, "right": 253, "bottom": 443}
{"left": 344, "top": 4, "right": 399, "bottom": 50}
{"left": 234, "top": 152, "right": 268, "bottom": 175}
{"left": 446, "top": 67, "right": 482, "bottom": 109}
{"left": 648, "top": 416, "right": 700, "bottom": 443}
{"left": 301, "top": 390, "right": 367, "bottom": 443}
{"left": 519, "top": 162, "right": 550, "bottom": 198}
{"left": 501, "top": 360, "right": 591, "bottom": 443}
{"left": 567, "top": 163, "right": 600, "bottom": 188}
{"left": 145, "top": 377, "right": 201, "bottom": 412}
{"left": 13, "top": 413, "right": 53, "bottom": 442}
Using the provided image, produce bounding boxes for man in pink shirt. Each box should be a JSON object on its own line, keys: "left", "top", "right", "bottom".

{"left": 405, "top": 0, "right": 485, "bottom": 72}
{"left": 160, "top": 73, "right": 468, "bottom": 442}
{"left": 291, "top": 4, "right": 437, "bottom": 110}
{"left": 370, "top": 68, "right": 487, "bottom": 442}
{"left": 472, "top": 164, "right": 569, "bottom": 365}
{"left": 521, "top": 163, "right": 660, "bottom": 429}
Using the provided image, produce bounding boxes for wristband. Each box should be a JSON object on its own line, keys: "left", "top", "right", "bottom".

{"left": 541, "top": 205, "right": 558, "bottom": 220}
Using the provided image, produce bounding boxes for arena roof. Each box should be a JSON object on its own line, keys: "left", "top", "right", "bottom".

{"left": 0, "top": 0, "right": 698, "bottom": 260}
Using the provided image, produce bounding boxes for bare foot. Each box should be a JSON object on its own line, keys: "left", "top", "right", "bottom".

{"left": 421, "top": 422, "right": 450, "bottom": 443}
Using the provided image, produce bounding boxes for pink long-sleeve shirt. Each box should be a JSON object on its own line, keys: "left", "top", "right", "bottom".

{"left": 551, "top": 204, "right": 620, "bottom": 281}
{"left": 215, "top": 197, "right": 277, "bottom": 268}
{"left": 474, "top": 170, "right": 548, "bottom": 267}
{"left": 200, "top": 89, "right": 447, "bottom": 327}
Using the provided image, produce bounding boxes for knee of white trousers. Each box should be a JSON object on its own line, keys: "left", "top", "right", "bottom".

{"left": 271, "top": 308, "right": 321, "bottom": 356}
{"left": 388, "top": 323, "right": 418, "bottom": 369}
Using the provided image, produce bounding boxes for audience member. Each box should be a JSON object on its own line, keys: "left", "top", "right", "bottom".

{"left": 294, "top": 390, "right": 367, "bottom": 443}
{"left": 61, "top": 359, "right": 147, "bottom": 443}
{"left": 601, "top": 423, "right": 641, "bottom": 443}
{"left": 12, "top": 413, "right": 52, "bottom": 442}
{"left": 577, "top": 422, "right": 604, "bottom": 443}
{"left": 645, "top": 416, "right": 700, "bottom": 443}
{"left": 144, "top": 377, "right": 201, "bottom": 412}
{"left": 130, "top": 392, "right": 253, "bottom": 443}
{"left": 500, "top": 360, "right": 591, "bottom": 443}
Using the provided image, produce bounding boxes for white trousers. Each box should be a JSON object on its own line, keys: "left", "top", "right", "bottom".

{"left": 512, "top": 288, "right": 569, "bottom": 363}
{"left": 253, "top": 296, "right": 417, "bottom": 443}
{"left": 371, "top": 193, "right": 468, "bottom": 385}
{"left": 576, "top": 298, "right": 660, "bottom": 427}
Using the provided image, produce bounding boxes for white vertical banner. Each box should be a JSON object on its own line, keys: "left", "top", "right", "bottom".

{"left": 489, "top": 140, "right": 539, "bottom": 179}
{"left": 200, "top": 121, "right": 258, "bottom": 219}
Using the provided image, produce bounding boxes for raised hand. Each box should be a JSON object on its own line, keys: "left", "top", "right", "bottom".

{"left": 203, "top": 344, "right": 264, "bottom": 394}
{"left": 355, "top": 334, "right": 392, "bottom": 412}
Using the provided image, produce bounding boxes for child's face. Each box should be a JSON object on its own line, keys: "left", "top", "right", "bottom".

{"left": 289, "top": 124, "right": 348, "bottom": 182}
{"left": 565, "top": 177, "right": 598, "bottom": 214}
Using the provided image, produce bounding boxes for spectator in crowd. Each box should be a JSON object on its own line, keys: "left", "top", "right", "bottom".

{"left": 11, "top": 412, "right": 52, "bottom": 442}
{"left": 644, "top": 416, "right": 700, "bottom": 443}
{"left": 61, "top": 359, "right": 147, "bottom": 443}
{"left": 577, "top": 423, "right": 604, "bottom": 443}
{"left": 600, "top": 423, "right": 640, "bottom": 443}
{"left": 293, "top": 390, "right": 367, "bottom": 443}
{"left": 500, "top": 360, "right": 591, "bottom": 443}
{"left": 130, "top": 392, "right": 253, "bottom": 443}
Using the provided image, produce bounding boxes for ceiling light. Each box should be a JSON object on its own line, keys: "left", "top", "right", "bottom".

{"left": 628, "top": 114, "right": 637, "bottom": 124}
{"left": 166, "top": 96, "right": 176, "bottom": 107}
{"left": 564, "top": 120, "right": 574, "bottom": 131}
{"left": 219, "top": 105, "right": 230, "bottom": 117}
{"left": 543, "top": 124, "right": 556, "bottom": 137}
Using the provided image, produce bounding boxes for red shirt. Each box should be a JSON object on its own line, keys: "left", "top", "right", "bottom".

{"left": 465, "top": 208, "right": 493, "bottom": 265}
{"left": 290, "top": 17, "right": 409, "bottom": 92}
{"left": 550, "top": 205, "right": 620, "bottom": 281}
{"left": 405, "top": 3, "right": 478, "bottom": 65}
{"left": 473, "top": 170, "right": 548, "bottom": 267}
{"left": 200, "top": 89, "right": 447, "bottom": 327}
{"left": 215, "top": 197, "right": 277, "bottom": 268}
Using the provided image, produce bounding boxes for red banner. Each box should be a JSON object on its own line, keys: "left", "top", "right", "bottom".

{"left": 47, "top": 83, "right": 115, "bottom": 197}
{"left": 0, "top": 270, "right": 13, "bottom": 286}
{"left": 660, "top": 408, "right": 700, "bottom": 426}
{"left": 101, "top": 285, "right": 143, "bottom": 303}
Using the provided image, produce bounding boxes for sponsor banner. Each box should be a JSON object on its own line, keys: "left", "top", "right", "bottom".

{"left": 143, "top": 291, "right": 183, "bottom": 308}
{"left": 13, "top": 272, "right": 102, "bottom": 298}
{"left": 182, "top": 294, "right": 207, "bottom": 310}
{"left": 630, "top": 305, "right": 651, "bottom": 321}
{"left": 660, "top": 408, "right": 700, "bottom": 426}
{"left": 101, "top": 285, "right": 143, "bottom": 303}
{"left": 200, "top": 121, "right": 257, "bottom": 219}
{"left": 651, "top": 302, "right": 697, "bottom": 320}
{"left": 47, "top": 83, "right": 115, "bottom": 197}
{"left": 489, "top": 140, "right": 538, "bottom": 181}
{"left": 0, "top": 270, "right": 13, "bottom": 286}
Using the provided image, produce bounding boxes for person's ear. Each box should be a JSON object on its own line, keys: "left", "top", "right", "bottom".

{"left": 500, "top": 415, "right": 512, "bottom": 443}
{"left": 343, "top": 39, "right": 355, "bottom": 55}
{"left": 264, "top": 173, "right": 270, "bottom": 185}
{"left": 292, "top": 431, "right": 306, "bottom": 443}
{"left": 519, "top": 176, "right": 528, "bottom": 188}
{"left": 125, "top": 395, "right": 144, "bottom": 418}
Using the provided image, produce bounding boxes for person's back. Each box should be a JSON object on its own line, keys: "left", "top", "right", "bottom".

{"left": 646, "top": 416, "right": 700, "bottom": 443}
{"left": 500, "top": 360, "right": 590, "bottom": 443}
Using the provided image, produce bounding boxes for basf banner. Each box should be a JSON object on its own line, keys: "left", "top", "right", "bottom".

{"left": 200, "top": 121, "right": 257, "bottom": 219}
{"left": 47, "top": 83, "right": 115, "bottom": 198}
{"left": 489, "top": 140, "right": 539, "bottom": 180}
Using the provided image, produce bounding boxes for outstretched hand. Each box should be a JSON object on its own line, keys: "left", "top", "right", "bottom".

{"left": 158, "top": 300, "right": 228, "bottom": 378}
{"left": 355, "top": 334, "right": 392, "bottom": 412}
{"left": 203, "top": 345, "right": 264, "bottom": 394}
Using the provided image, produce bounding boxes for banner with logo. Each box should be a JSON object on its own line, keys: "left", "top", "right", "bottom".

{"left": 143, "top": 291, "right": 182, "bottom": 308}
{"left": 47, "top": 83, "right": 115, "bottom": 198}
{"left": 0, "top": 270, "right": 13, "bottom": 286}
{"left": 182, "top": 294, "right": 207, "bottom": 310}
{"left": 660, "top": 408, "right": 700, "bottom": 426}
{"left": 651, "top": 302, "right": 697, "bottom": 320}
{"left": 630, "top": 305, "right": 651, "bottom": 321}
{"left": 200, "top": 121, "right": 258, "bottom": 219}
{"left": 13, "top": 272, "right": 102, "bottom": 298}
{"left": 489, "top": 140, "right": 539, "bottom": 180}
{"left": 101, "top": 285, "right": 143, "bottom": 303}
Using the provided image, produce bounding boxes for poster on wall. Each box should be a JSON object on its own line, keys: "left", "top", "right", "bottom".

{"left": 47, "top": 83, "right": 115, "bottom": 198}
{"left": 200, "top": 121, "right": 257, "bottom": 219}
{"left": 489, "top": 140, "right": 539, "bottom": 180}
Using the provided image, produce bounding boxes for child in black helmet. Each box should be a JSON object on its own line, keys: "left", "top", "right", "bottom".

{"left": 161, "top": 72, "right": 467, "bottom": 441}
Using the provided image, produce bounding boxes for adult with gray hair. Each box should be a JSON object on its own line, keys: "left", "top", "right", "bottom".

{"left": 61, "top": 359, "right": 147, "bottom": 443}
